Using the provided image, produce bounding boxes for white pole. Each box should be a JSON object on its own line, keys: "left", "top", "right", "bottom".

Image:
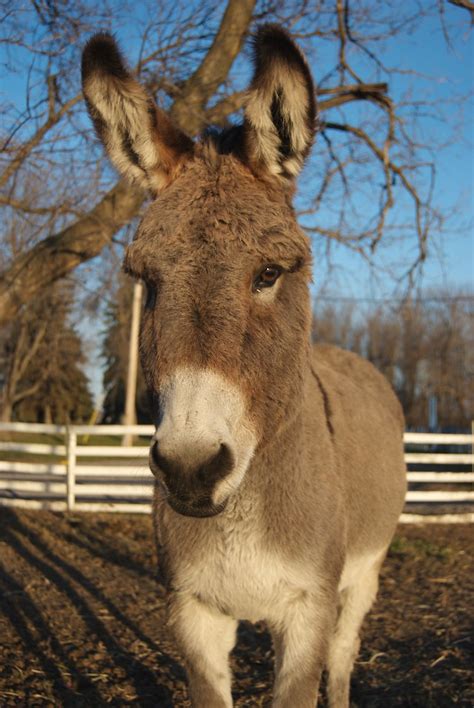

{"left": 66, "top": 429, "right": 76, "bottom": 511}
{"left": 122, "top": 281, "right": 143, "bottom": 446}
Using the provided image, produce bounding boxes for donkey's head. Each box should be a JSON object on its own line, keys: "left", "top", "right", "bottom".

{"left": 82, "top": 26, "right": 316, "bottom": 517}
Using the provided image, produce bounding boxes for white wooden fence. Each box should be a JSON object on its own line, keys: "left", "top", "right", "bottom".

{"left": 0, "top": 423, "right": 472, "bottom": 523}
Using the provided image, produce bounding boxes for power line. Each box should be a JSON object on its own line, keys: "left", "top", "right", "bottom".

{"left": 314, "top": 295, "right": 474, "bottom": 304}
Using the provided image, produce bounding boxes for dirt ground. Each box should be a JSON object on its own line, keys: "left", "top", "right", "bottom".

{"left": 0, "top": 509, "right": 472, "bottom": 707}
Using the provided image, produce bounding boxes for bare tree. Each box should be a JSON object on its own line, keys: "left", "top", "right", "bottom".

{"left": 0, "top": 316, "right": 47, "bottom": 422}
{"left": 425, "top": 296, "right": 474, "bottom": 426}
{"left": 0, "top": 0, "right": 471, "bottom": 324}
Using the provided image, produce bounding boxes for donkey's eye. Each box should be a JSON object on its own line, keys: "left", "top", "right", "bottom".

{"left": 253, "top": 265, "right": 282, "bottom": 292}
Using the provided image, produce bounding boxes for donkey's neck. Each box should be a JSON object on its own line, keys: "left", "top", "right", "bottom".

{"left": 223, "top": 355, "right": 338, "bottom": 556}
{"left": 244, "top": 355, "right": 316, "bottom": 491}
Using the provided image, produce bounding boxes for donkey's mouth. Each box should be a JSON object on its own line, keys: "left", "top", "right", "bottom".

{"left": 166, "top": 494, "right": 227, "bottom": 518}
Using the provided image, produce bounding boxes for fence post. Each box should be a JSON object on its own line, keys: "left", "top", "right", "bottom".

{"left": 122, "top": 281, "right": 143, "bottom": 447}
{"left": 66, "top": 428, "right": 76, "bottom": 512}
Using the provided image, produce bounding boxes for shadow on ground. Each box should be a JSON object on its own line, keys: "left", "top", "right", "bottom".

{"left": 0, "top": 508, "right": 472, "bottom": 706}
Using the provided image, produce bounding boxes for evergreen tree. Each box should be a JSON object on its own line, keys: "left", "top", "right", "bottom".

{"left": 8, "top": 284, "right": 93, "bottom": 423}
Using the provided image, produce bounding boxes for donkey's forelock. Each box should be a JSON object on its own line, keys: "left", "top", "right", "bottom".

{"left": 81, "top": 24, "right": 317, "bottom": 194}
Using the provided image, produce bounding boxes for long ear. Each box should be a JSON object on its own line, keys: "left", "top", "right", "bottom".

{"left": 242, "top": 25, "right": 317, "bottom": 183}
{"left": 82, "top": 33, "right": 193, "bottom": 193}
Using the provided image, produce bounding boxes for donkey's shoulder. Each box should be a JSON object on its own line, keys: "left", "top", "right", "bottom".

{"left": 309, "top": 343, "right": 404, "bottom": 432}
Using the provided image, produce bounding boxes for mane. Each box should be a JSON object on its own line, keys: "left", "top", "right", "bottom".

{"left": 197, "top": 125, "right": 245, "bottom": 167}
{"left": 196, "top": 125, "right": 294, "bottom": 201}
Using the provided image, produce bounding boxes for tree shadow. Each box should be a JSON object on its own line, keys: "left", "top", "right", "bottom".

{"left": 0, "top": 563, "right": 103, "bottom": 706}
{"left": 43, "top": 513, "right": 160, "bottom": 584}
{"left": 0, "top": 508, "right": 184, "bottom": 706}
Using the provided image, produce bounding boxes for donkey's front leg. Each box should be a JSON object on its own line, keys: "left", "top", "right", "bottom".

{"left": 270, "top": 594, "right": 336, "bottom": 708}
{"left": 169, "top": 593, "right": 237, "bottom": 708}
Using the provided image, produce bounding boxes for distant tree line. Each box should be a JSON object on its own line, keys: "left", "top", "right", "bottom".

{"left": 313, "top": 295, "right": 474, "bottom": 430}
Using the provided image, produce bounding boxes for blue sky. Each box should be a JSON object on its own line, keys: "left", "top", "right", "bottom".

{"left": 402, "top": 13, "right": 473, "bottom": 293}
{"left": 305, "top": 7, "right": 473, "bottom": 301}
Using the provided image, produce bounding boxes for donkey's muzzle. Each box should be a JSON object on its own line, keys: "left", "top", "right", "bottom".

{"left": 149, "top": 441, "right": 234, "bottom": 517}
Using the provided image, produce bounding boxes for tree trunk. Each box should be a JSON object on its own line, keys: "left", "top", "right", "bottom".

{"left": 0, "top": 400, "right": 12, "bottom": 423}
{"left": 0, "top": 0, "right": 257, "bottom": 327}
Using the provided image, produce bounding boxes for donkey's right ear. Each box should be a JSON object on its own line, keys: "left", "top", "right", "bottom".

{"left": 82, "top": 33, "right": 193, "bottom": 193}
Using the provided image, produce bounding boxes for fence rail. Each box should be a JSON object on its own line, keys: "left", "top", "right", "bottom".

{"left": 0, "top": 422, "right": 472, "bottom": 523}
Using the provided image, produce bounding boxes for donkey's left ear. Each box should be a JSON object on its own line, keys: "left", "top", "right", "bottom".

{"left": 82, "top": 33, "right": 193, "bottom": 193}
{"left": 242, "top": 25, "right": 317, "bottom": 183}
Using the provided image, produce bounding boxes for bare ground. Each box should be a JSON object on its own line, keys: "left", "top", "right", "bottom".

{"left": 0, "top": 508, "right": 472, "bottom": 707}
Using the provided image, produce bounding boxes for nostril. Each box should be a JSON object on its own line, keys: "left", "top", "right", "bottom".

{"left": 197, "top": 443, "right": 234, "bottom": 485}
{"left": 150, "top": 442, "right": 159, "bottom": 464}
{"left": 150, "top": 441, "right": 160, "bottom": 470}
{"left": 150, "top": 441, "right": 173, "bottom": 476}
{"left": 216, "top": 442, "right": 232, "bottom": 468}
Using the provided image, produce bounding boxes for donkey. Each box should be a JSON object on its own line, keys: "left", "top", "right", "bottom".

{"left": 82, "top": 24, "right": 406, "bottom": 708}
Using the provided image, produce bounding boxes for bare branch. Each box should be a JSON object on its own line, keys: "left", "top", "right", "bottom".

{"left": 336, "top": 0, "right": 362, "bottom": 83}
{"left": 448, "top": 0, "right": 474, "bottom": 23}
{"left": 318, "top": 83, "right": 390, "bottom": 111}
{"left": 12, "top": 379, "right": 43, "bottom": 405}
{"left": 205, "top": 91, "right": 247, "bottom": 125}
{"left": 0, "top": 93, "right": 82, "bottom": 190}
{"left": 0, "top": 195, "right": 75, "bottom": 215}
{"left": 0, "top": 180, "right": 144, "bottom": 325}
{"left": 170, "top": 0, "right": 256, "bottom": 133}
{"left": 322, "top": 120, "right": 429, "bottom": 263}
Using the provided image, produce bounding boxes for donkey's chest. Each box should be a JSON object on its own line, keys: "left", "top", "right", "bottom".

{"left": 176, "top": 525, "right": 312, "bottom": 623}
